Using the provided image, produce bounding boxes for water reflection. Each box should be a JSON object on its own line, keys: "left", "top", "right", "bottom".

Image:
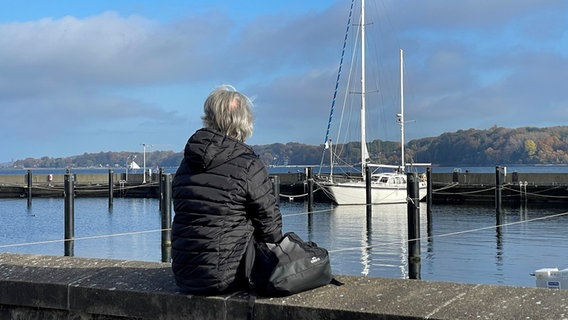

{"left": 315, "top": 203, "right": 429, "bottom": 279}
{"left": 363, "top": 207, "right": 372, "bottom": 276}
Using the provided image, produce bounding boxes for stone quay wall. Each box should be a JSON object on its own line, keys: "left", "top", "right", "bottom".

{"left": 1, "top": 252, "right": 567, "bottom": 320}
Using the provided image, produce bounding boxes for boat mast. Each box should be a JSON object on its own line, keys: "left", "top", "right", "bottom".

{"left": 399, "top": 48, "right": 405, "bottom": 171}
{"left": 360, "top": 0, "right": 369, "bottom": 177}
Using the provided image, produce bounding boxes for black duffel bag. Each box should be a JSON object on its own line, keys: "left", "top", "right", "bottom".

{"left": 250, "top": 232, "right": 333, "bottom": 296}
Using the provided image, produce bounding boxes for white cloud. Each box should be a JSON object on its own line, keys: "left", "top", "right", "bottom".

{"left": 1, "top": 0, "right": 567, "bottom": 162}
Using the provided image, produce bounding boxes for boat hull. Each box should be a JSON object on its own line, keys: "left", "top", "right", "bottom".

{"left": 322, "top": 180, "right": 427, "bottom": 205}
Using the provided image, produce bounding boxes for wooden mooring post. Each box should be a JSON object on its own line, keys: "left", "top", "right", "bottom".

{"left": 407, "top": 172, "right": 421, "bottom": 280}
{"left": 306, "top": 167, "right": 313, "bottom": 212}
{"left": 160, "top": 173, "right": 172, "bottom": 263}
{"left": 108, "top": 169, "right": 114, "bottom": 209}
{"left": 426, "top": 167, "right": 432, "bottom": 218}
{"left": 158, "top": 167, "right": 164, "bottom": 210}
{"left": 365, "top": 165, "right": 372, "bottom": 216}
{"left": 271, "top": 175, "right": 281, "bottom": 206}
{"left": 64, "top": 173, "right": 75, "bottom": 257}
{"left": 27, "top": 170, "right": 32, "bottom": 208}
{"left": 495, "top": 166, "right": 504, "bottom": 225}
{"left": 426, "top": 167, "right": 433, "bottom": 239}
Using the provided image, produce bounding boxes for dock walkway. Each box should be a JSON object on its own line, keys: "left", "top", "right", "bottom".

{"left": 0, "top": 171, "right": 567, "bottom": 203}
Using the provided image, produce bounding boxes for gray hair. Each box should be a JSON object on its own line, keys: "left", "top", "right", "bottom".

{"left": 201, "top": 85, "right": 254, "bottom": 142}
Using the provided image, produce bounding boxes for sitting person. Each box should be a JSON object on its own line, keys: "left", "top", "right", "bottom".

{"left": 171, "top": 84, "right": 283, "bottom": 294}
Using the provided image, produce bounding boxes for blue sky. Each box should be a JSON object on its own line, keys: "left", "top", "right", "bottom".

{"left": 1, "top": 0, "right": 567, "bottom": 163}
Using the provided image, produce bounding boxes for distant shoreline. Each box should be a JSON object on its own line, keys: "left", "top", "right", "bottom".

{"left": 2, "top": 165, "right": 568, "bottom": 175}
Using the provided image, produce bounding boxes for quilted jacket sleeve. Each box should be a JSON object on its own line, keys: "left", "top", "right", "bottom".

{"left": 246, "top": 158, "right": 283, "bottom": 243}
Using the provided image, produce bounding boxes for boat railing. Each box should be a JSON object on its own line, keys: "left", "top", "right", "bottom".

{"left": 405, "top": 162, "right": 432, "bottom": 168}
{"left": 367, "top": 164, "right": 400, "bottom": 170}
{"left": 315, "top": 173, "right": 363, "bottom": 184}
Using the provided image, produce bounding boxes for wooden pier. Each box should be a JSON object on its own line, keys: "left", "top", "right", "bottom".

{"left": 0, "top": 170, "right": 567, "bottom": 204}
{"left": 0, "top": 172, "right": 161, "bottom": 199}
{"left": 430, "top": 171, "right": 568, "bottom": 204}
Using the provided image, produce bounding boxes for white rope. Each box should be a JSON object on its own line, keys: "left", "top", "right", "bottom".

{"left": 502, "top": 185, "right": 568, "bottom": 199}
{"left": 2, "top": 205, "right": 568, "bottom": 257}
{"left": 281, "top": 207, "right": 332, "bottom": 217}
{"left": 434, "top": 186, "right": 496, "bottom": 195}
{"left": 279, "top": 187, "right": 323, "bottom": 200}
{"left": 0, "top": 209, "right": 331, "bottom": 249}
{"left": 431, "top": 182, "right": 459, "bottom": 192}
{"left": 328, "top": 210, "right": 568, "bottom": 253}
{"left": 0, "top": 228, "right": 170, "bottom": 249}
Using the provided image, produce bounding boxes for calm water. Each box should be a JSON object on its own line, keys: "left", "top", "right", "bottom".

{"left": 1, "top": 197, "right": 567, "bottom": 288}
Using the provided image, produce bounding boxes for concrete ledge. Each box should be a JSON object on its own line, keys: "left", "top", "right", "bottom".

{"left": 1, "top": 252, "right": 567, "bottom": 319}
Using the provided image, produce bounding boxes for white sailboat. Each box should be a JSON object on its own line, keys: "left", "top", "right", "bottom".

{"left": 129, "top": 160, "right": 141, "bottom": 170}
{"left": 319, "top": 0, "right": 428, "bottom": 205}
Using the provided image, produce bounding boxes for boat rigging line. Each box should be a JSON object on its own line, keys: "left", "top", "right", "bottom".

{"left": 320, "top": 0, "right": 356, "bottom": 174}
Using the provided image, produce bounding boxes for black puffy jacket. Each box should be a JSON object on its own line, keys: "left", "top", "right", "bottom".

{"left": 171, "top": 128, "right": 282, "bottom": 294}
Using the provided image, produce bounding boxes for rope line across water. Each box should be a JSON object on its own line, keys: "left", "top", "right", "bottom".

{"left": 2, "top": 206, "right": 568, "bottom": 256}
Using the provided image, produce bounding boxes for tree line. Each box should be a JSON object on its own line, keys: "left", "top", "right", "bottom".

{"left": 9, "top": 126, "right": 568, "bottom": 169}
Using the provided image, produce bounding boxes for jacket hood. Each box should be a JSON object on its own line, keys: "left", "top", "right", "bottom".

{"left": 184, "top": 128, "right": 254, "bottom": 171}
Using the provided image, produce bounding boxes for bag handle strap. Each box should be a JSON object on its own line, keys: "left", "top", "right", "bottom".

{"left": 330, "top": 278, "right": 344, "bottom": 286}
{"left": 243, "top": 236, "right": 257, "bottom": 320}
